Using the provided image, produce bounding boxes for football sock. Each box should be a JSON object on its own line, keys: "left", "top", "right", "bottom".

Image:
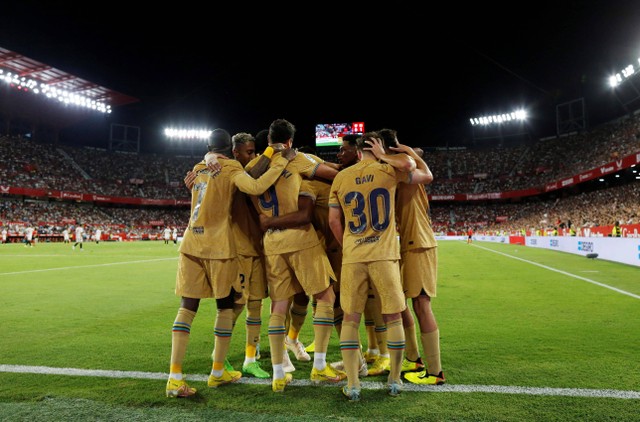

{"left": 288, "top": 300, "right": 307, "bottom": 342}
{"left": 245, "top": 299, "right": 262, "bottom": 362}
{"left": 376, "top": 322, "right": 388, "bottom": 355}
{"left": 422, "top": 329, "right": 442, "bottom": 375}
{"left": 403, "top": 317, "right": 420, "bottom": 362}
{"left": 212, "top": 308, "right": 234, "bottom": 375}
{"left": 385, "top": 317, "right": 405, "bottom": 383}
{"left": 340, "top": 320, "right": 361, "bottom": 389}
{"left": 364, "top": 296, "right": 378, "bottom": 351}
{"left": 268, "top": 312, "right": 287, "bottom": 366}
{"left": 333, "top": 304, "right": 343, "bottom": 337}
{"left": 170, "top": 307, "right": 196, "bottom": 377}
{"left": 312, "top": 299, "right": 334, "bottom": 356}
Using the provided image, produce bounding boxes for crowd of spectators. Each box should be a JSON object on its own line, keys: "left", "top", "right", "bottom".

{"left": 0, "top": 197, "right": 188, "bottom": 240}
{"left": 1, "top": 111, "right": 639, "bottom": 238}
{"left": 430, "top": 181, "right": 640, "bottom": 235}
{"left": 422, "top": 113, "right": 640, "bottom": 195}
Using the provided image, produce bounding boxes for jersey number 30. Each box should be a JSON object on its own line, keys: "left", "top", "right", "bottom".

{"left": 344, "top": 188, "right": 391, "bottom": 234}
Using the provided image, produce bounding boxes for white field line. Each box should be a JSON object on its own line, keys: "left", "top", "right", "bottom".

{"left": 0, "top": 364, "right": 638, "bottom": 399}
{"left": 0, "top": 257, "right": 176, "bottom": 276}
{"left": 473, "top": 244, "right": 640, "bottom": 300}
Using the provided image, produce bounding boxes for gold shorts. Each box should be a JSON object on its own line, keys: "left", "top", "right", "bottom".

{"left": 340, "top": 260, "right": 406, "bottom": 315}
{"left": 175, "top": 253, "right": 243, "bottom": 299}
{"left": 265, "top": 243, "right": 336, "bottom": 301}
{"left": 238, "top": 254, "right": 268, "bottom": 301}
{"left": 401, "top": 247, "right": 437, "bottom": 298}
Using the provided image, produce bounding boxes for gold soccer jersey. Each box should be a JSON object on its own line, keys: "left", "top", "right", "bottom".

{"left": 180, "top": 156, "right": 288, "bottom": 259}
{"left": 329, "top": 160, "right": 409, "bottom": 264}
{"left": 231, "top": 190, "right": 262, "bottom": 257}
{"left": 249, "top": 152, "right": 321, "bottom": 255}
{"left": 395, "top": 183, "right": 438, "bottom": 251}
{"left": 300, "top": 178, "right": 336, "bottom": 251}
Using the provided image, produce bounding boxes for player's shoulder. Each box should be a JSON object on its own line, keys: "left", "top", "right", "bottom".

{"left": 293, "top": 152, "right": 319, "bottom": 167}
{"left": 220, "top": 158, "right": 242, "bottom": 170}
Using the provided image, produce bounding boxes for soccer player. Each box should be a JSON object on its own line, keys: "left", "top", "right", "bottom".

{"left": 328, "top": 133, "right": 432, "bottom": 401}
{"left": 246, "top": 118, "right": 345, "bottom": 392}
{"left": 73, "top": 225, "right": 84, "bottom": 250}
{"left": 376, "top": 129, "right": 445, "bottom": 385}
{"left": 163, "top": 226, "right": 171, "bottom": 245}
{"left": 172, "top": 227, "right": 178, "bottom": 244}
{"left": 338, "top": 135, "right": 390, "bottom": 375}
{"left": 257, "top": 162, "right": 335, "bottom": 365}
{"left": 166, "top": 128, "right": 295, "bottom": 398}
{"left": 24, "top": 224, "right": 35, "bottom": 247}
{"left": 259, "top": 136, "right": 368, "bottom": 377}
{"left": 95, "top": 228, "right": 102, "bottom": 244}
{"left": 185, "top": 132, "right": 288, "bottom": 377}
{"left": 204, "top": 131, "right": 278, "bottom": 378}
{"left": 62, "top": 227, "right": 70, "bottom": 244}
{"left": 1, "top": 226, "right": 7, "bottom": 244}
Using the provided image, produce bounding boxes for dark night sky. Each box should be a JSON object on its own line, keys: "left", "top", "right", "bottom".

{"left": 3, "top": 3, "right": 640, "bottom": 153}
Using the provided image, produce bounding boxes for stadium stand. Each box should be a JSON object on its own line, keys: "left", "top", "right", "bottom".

{"left": 1, "top": 49, "right": 639, "bottom": 242}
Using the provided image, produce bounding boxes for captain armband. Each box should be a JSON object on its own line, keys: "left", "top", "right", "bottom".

{"left": 262, "top": 146, "right": 274, "bottom": 159}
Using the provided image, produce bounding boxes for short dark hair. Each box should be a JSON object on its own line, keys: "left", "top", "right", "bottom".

{"left": 208, "top": 128, "right": 231, "bottom": 155}
{"left": 269, "top": 119, "right": 296, "bottom": 144}
{"left": 377, "top": 128, "right": 399, "bottom": 150}
{"left": 254, "top": 129, "right": 269, "bottom": 151}
{"left": 357, "top": 131, "right": 380, "bottom": 151}
{"left": 342, "top": 134, "right": 359, "bottom": 147}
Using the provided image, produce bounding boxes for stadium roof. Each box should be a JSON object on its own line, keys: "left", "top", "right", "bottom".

{"left": 0, "top": 46, "right": 138, "bottom": 108}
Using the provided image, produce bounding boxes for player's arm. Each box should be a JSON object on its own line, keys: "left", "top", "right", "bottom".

{"left": 365, "top": 137, "right": 416, "bottom": 172}
{"left": 259, "top": 195, "right": 314, "bottom": 232}
{"left": 234, "top": 148, "right": 296, "bottom": 195}
{"left": 328, "top": 205, "right": 344, "bottom": 247}
{"left": 313, "top": 162, "right": 339, "bottom": 181}
{"left": 390, "top": 143, "right": 434, "bottom": 185}
{"left": 321, "top": 161, "right": 341, "bottom": 170}
{"left": 247, "top": 143, "right": 288, "bottom": 178}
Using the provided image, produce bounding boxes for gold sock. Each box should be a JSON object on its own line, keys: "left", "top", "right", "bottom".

{"left": 333, "top": 305, "right": 343, "bottom": 338}
{"left": 340, "top": 320, "right": 361, "bottom": 389}
{"left": 312, "top": 300, "right": 334, "bottom": 354}
{"left": 403, "top": 319, "right": 420, "bottom": 361}
{"left": 245, "top": 299, "right": 262, "bottom": 358}
{"left": 385, "top": 317, "right": 405, "bottom": 383}
{"left": 169, "top": 307, "right": 196, "bottom": 375}
{"left": 421, "top": 329, "right": 442, "bottom": 375}
{"left": 288, "top": 300, "right": 308, "bottom": 341}
{"left": 212, "top": 308, "right": 234, "bottom": 370}
{"left": 268, "top": 312, "right": 287, "bottom": 365}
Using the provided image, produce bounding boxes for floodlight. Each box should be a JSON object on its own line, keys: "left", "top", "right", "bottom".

{"left": 0, "top": 66, "right": 111, "bottom": 113}
{"left": 469, "top": 108, "right": 527, "bottom": 126}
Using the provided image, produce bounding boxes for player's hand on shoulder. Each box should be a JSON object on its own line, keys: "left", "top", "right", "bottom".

{"left": 281, "top": 147, "right": 297, "bottom": 161}
{"left": 271, "top": 143, "right": 286, "bottom": 153}
{"left": 204, "top": 152, "right": 224, "bottom": 175}
{"left": 184, "top": 171, "right": 196, "bottom": 190}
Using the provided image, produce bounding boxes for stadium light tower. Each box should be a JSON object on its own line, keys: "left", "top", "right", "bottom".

{"left": 0, "top": 68, "right": 112, "bottom": 114}
{"left": 469, "top": 108, "right": 531, "bottom": 146}
{"left": 163, "top": 126, "right": 213, "bottom": 157}
{"left": 609, "top": 59, "right": 640, "bottom": 114}
{"left": 469, "top": 109, "right": 527, "bottom": 127}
